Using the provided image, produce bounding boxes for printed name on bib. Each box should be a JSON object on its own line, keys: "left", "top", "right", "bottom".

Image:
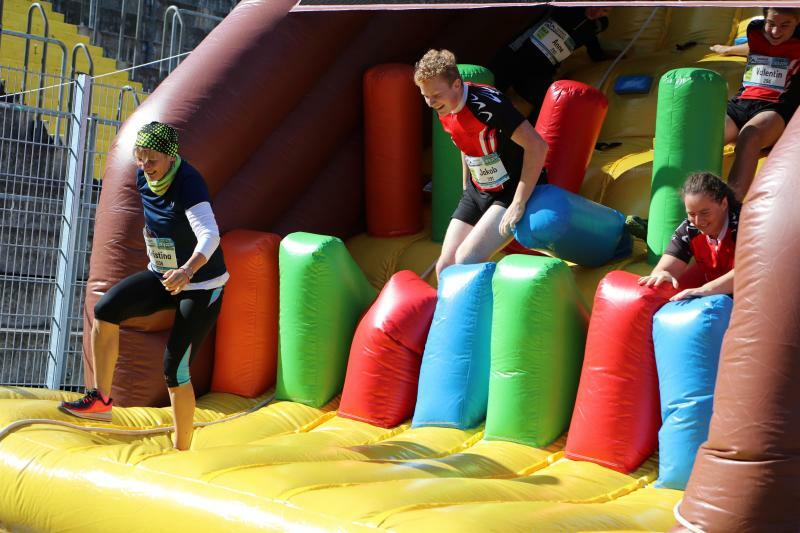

{"left": 143, "top": 227, "right": 178, "bottom": 272}
{"left": 530, "top": 19, "right": 576, "bottom": 65}
{"left": 743, "top": 55, "right": 789, "bottom": 91}
{"left": 466, "top": 153, "right": 510, "bottom": 191}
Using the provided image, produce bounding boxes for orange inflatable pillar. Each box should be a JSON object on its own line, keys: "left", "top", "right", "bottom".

{"left": 535, "top": 80, "right": 608, "bottom": 194}
{"left": 363, "top": 63, "right": 422, "bottom": 237}
{"left": 212, "top": 229, "right": 281, "bottom": 397}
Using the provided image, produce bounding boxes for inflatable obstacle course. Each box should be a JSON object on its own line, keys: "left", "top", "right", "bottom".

{"left": 0, "top": 5, "right": 790, "bottom": 532}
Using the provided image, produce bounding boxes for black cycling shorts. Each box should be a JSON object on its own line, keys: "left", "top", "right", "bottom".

{"left": 452, "top": 169, "right": 547, "bottom": 226}
{"left": 727, "top": 97, "right": 796, "bottom": 130}
{"left": 94, "top": 270, "right": 224, "bottom": 388}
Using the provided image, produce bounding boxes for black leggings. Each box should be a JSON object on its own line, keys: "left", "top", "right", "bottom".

{"left": 94, "top": 270, "right": 224, "bottom": 387}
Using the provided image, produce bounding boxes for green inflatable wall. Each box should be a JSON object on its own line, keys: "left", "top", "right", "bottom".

{"left": 276, "top": 232, "right": 377, "bottom": 407}
{"left": 484, "top": 255, "right": 588, "bottom": 447}
{"left": 431, "top": 64, "right": 494, "bottom": 243}
{"left": 648, "top": 68, "right": 726, "bottom": 264}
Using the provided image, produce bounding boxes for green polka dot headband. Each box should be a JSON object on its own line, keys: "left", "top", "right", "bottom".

{"left": 135, "top": 121, "right": 179, "bottom": 157}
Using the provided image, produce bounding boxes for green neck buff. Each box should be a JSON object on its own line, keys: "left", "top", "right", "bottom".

{"left": 146, "top": 155, "right": 181, "bottom": 196}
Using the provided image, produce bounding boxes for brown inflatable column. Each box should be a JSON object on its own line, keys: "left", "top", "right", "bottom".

{"left": 676, "top": 117, "right": 800, "bottom": 531}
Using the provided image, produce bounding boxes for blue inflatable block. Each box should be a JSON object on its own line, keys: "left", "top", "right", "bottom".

{"left": 514, "top": 185, "right": 629, "bottom": 267}
{"left": 653, "top": 294, "right": 733, "bottom": 490}
{"left": 733, "top": 36, "right": 748, "bottom": 45}
{"left": 412, "top": 262, "right": 495, "bottom": 429}
{"left": 614, "top": 75, "right": 653, "bottom": 95}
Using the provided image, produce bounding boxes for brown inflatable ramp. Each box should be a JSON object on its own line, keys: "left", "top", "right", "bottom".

{"left": 676, "top": 115, "right": 800, "bottom": 530}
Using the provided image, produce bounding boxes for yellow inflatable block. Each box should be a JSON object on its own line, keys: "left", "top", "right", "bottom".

{"left": 572, "top": 239, "right": 650, "bottom": 308}
{"left": 395, "top": 238, "right": 442, "bottom": 287}
{"left": 600, "top": 7, "right": 670, "bottom": 58}
{"left": 599, "top": 49, "right": 710, "bottom": 140}
{"left": 0, "top": 386, "right": 80, "bottom": 401}
{"left": 0, "top": 388, "right": 335, "bottom": 455}
{"left": 581, "top": 137, "right": 653, "bottom": 208}
{"left": 736, "top": 13, "right": 763, "bottom": 40}
{"left": 697, "top": 54, "right": 749, "bottom": 97}
{"left": 283, "top": 456, "right": 659, "bottom": 525}
{"left": 600, "top": 144, "right": 768, "bottom": 220}
{"left": 662, "top": 7, "right": 741, "bottom": 48}
{"left": 600, "top": 150, "right": 654, "bottom": 217}
{"left": 380, "top": 487, "right": 683, "bottom": 532}
{"left": 347, "top": 231, "right": 429, "bottom": 289}
{"left": 0, "top": 435, "right": 371, "bottom": 532}
{"left": 131, "top": 415, "right": 406, "bottom": 481}
{"left": 207, "top": 435, "right": 559, "bottom": 501}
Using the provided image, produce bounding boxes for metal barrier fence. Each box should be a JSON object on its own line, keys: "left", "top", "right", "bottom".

{"left": 0, "top": 65, "right": 145, "bottom": 390}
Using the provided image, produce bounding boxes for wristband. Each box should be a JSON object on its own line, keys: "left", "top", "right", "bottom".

{"left": 180, "top": 266, "right": 194, "bottom": 280}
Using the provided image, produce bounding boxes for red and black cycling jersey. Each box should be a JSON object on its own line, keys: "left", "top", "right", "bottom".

{"left": 438, "top": 82, "right": 526, "bottom": 193}
{"left": 664, "top": 204, "right": 740, "bottom": 282}
{"left": 739, "top": 19, "right": 800, "bottom": 104}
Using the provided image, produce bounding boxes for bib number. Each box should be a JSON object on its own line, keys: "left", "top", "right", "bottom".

{"left": 743, "top": 54, "right": 789, "bottom": 91}
{"left": 466, "top": 153, "right": 510, "bottom": 191}
{"left": 144, "top": 228, "right": 178, "bottom": 273}
{"left": 530, "top": 19, "right": 575, "bottom": 65}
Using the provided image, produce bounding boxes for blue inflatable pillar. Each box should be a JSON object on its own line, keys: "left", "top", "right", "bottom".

{"left": 412, "top": 262, "right": 495, "bottom": 429}
{"left": 653, "top": 294, "right": 733, "bottom": 489}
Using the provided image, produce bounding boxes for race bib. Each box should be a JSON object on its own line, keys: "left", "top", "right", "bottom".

{"left": 143, "top": 227, "right": 178, "bottom": 273}
{"left": 530, "top": 18, "right": 576, "bottom": 65}
{"left": 466, "top": 152, "right": 510, "bottom": 191}
{"left": 743, "top": 54, "right": 789, "bottom": 91}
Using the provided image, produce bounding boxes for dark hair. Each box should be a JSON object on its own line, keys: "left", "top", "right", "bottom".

{"left": 680, "top": 172, "right": 738, "bottom": 210}
{"left": 763, "top": 7, "right": 800, "bottom": 19}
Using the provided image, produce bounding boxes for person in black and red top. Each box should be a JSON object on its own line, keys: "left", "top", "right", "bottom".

{"left": 638, "top": 172, "right": 738, "bottom": 301}
{"left": 711, "top": 8, "right": 800, "bottom": 200}
{"left": 490, "top": 6, "right": 611, "bottom": 121}
{"left": 414, "top": 49, "right": 549, "bottom": 279}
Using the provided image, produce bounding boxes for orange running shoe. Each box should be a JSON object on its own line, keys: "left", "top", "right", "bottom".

{"left": 59, "top": 389, "right": 113, "bottom": 421}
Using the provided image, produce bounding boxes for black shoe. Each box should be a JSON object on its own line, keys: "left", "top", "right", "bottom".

{"left": 624, "top": 215, "right": 649, "bottom": 241}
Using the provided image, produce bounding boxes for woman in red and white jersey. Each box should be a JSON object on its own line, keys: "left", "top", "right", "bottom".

{"left": 711, "top": 8, "right": 800, "bottom": 200}
{"left": 413, "top": 49, "right": 549, "bottom": 279}
{"left": 639, "top": 172, "right": 739, "bottom": 302}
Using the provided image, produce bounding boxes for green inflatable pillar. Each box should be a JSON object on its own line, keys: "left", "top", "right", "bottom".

{"left": 485, "top": 255, "right": 589, "bottom": 446}
{"left": 276, "top": 232, "right": 377, "bottom": 407}
{"left": 648, "top": 68, "right": 726, "bottom": 264}
{"left": 431, "top": 64, "right": 494, "bottom": 243}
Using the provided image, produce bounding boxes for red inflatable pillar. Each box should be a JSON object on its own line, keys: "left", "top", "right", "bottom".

{"left": 535, "top": 80, "right": 608, "bottom": 193}
{"left": 363, "top": 64, "right": 423, "bottom": 237}
{"left": 565, "top": 270, "right": 676, "bottom": 473}
{"left": 339, "top": 270, "right": 437, "bottom": 428}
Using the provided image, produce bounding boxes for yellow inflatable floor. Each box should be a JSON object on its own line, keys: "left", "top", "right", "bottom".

{"left": 0, "top": 387, "right": 681, "bottom": 532}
